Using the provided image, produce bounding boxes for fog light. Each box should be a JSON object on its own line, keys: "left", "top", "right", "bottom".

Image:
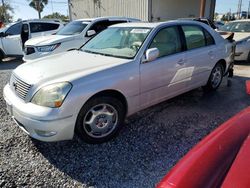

{"left": 35, "top": 130, "right": 57, "bottom": 137}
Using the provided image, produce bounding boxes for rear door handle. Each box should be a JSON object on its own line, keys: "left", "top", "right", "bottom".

{"left": 208, "top": 51, "right": 214, "bottom": 56}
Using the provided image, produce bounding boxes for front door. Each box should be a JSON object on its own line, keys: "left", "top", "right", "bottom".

{"left": 140, "top": 26, "right": 189, "bottom": 108}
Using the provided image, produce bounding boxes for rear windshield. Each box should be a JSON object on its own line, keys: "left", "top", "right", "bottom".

{"left": 56, "top": 21, "right": 90, "bottom": 35}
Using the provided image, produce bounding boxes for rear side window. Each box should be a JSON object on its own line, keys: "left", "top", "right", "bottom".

{"left": 149, "top": 26, "right": 182, "bottom": 58}
{"left": 6, "top": 22, "right": 22, "bottom": 35}
{"left": 182, "top": 25, "right": 206, "bottom": 50}
{"left": 30, "top": 22, "right": 60, "bottom": 33}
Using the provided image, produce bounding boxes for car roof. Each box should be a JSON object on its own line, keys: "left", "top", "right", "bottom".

{"left": 75, "top": 16, "right": 141, "bottom": 22}
{"left": 231, "top": 19, "right": 250, "bottom": 23}
{"left": 22, "top": 19, "right": 62, "bottom": 24}
{"left": 109, "top": 20, "right": 208, "bottom": 28}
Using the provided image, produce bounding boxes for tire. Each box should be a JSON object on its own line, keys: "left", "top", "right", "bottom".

{"left": 247, "top": 52, "right": 250, "bottom": 63}
{"left": 203, "top": 63, "right": 224, "bottom": 91}
{"left": 75, "top": 96, "right": 125, "bottom": 144}
{"left": 0, "top": 50, "right": 4, "bottom": 63}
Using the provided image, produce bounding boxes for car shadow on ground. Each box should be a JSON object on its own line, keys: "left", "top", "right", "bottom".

{"left": 31, "top": 74, "right": 250, "bottom": 187}
{"left": 0, "top": 58, "right": 23, "bottom": 71}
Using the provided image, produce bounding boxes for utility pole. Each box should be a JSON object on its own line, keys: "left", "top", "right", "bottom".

{"left": 237, "top": 0, "right": 242, "bottom": 19}
{"left": 248, "top": 1, "right": 250, "bottom": 19}
{"left": 68, "top": 0, "right": 72, "bottom": 21}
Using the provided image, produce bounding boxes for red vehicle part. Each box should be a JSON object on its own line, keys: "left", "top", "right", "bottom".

{"left": 157, "top": 107, "right": 250, "bottom": 188}
{"left": 246, "top": 80, "right": 250, "bottom": 95}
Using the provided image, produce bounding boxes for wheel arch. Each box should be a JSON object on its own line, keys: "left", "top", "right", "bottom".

{"left": 84, "top": 89, "right": 128, "bottom": 115}
{"left": 216, "top": 59, "right": 227, "bottom": 74}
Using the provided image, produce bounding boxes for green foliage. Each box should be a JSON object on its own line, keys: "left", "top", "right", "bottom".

{"left": 0, "top": 3, "right": 13, "bottom": 23}
{"left": 27, "top": 0, "right": 48, "bottom": 19}
{"left": 43, "top": 12, "right": 68, "bottom": 21}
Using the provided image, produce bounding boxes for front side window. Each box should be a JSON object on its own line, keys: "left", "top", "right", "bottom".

{"left": 82, "top": 27, "right": 151, "bottom": 59}
{"left": 89, "top": 20, "right": 110, "bottom": 34}
{"left": 182, "top": 25, "right": 206, "bottom": 50}
{"left": 149, "top": 27, "right": 182, "bottom": 58}
{"left": 6, "top": 22, "right": 22, "bottom": 35}
{"left": 57, "top": 21, "right": 89, "bottom": 35}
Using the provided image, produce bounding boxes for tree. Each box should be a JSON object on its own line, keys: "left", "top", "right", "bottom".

{"left": 214, "top": 12, "right": 219, "bottom": 21}
{"left": 43, "top": 12, "right": 68, "bottom": 21}
{"left": 27, "top": 0, "right": 48, "bottom": 19}
{"left": 0, "top": 2, "right": 13, "bottom": 23}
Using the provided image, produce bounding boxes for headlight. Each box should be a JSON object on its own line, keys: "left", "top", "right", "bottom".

{"left": 36, "top": 43, "right": 61, "bottom": 52}
{"left": 31, "top": 82, "right": 72, "bottom": 108}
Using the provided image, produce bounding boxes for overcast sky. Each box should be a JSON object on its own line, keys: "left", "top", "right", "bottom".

{"left": 7, "top": 0, "right": 250, "bottom": 21}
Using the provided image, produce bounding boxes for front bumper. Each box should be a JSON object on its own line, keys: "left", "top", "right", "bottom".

{"left": 3, "top": 84, "right": 76, "bottom": 142}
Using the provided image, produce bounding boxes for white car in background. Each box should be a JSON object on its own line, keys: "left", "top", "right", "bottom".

{"left": 0, "top": 19, "right": 64, "bottom": 61}
{"left": 23, "top": 17, "right": 140, "bottom": 61}
{"left": 4, "top": 21, "right": 234, "bottom": 143}
{"left": 219, "top": 19, "right": 250, "bottom": 62}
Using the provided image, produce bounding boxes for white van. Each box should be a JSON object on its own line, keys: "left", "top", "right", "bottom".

{"left": 0, "top": 19, "right": 64, "bottom": 61}
{"left": 23, "top": 17, "right": 140, "bottom": 61}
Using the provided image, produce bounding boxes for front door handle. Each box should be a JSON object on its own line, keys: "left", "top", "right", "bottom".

{"left": 177, "top": 59, "right": 185, "bottom": 66}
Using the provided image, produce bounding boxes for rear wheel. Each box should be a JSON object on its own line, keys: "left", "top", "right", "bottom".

{"left": 0, "top": 50, "right": 4, "bottom": 62}
{"left": 75, "top": 96, "right": 125, "bottom": 144}
{"left": 203, "top": 63, "right": 224, "bottom": 91}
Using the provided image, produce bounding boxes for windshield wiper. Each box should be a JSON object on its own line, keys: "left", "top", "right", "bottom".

{"left": 83, "top": 50, "right": 110, "bottom": 56}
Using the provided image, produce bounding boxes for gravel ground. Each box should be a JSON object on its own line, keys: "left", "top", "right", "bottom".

{"left": 1, "top": 59, "right": 250, "bottom": 188}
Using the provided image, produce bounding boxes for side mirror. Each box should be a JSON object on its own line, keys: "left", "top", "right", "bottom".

{"left": 0, "top": 32, "right": 5, "bottom": 37}
{"left": 86, "top": 30, "right": 96, "bottom": 37}
{"left": 145, "top": 48, "right": 159, "bottom": 62}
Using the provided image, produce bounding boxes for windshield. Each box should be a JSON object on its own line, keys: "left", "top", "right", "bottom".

{"left": 56, "top": 21, "right": 90, "bottom": 35}
{"left": 81, "top": 27, "right": 151, "bottom": 59}
{"left": 220, "top": 22, "right": 250, "bottom": 32}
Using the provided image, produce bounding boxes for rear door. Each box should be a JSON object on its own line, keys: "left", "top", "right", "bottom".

{"left": 2, "top": 22, "right": 23, "bottom": 55}
{"left": 181, "top": 25, "right": 216, "bottom": 89}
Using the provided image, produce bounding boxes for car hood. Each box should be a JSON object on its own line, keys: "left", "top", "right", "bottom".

{"left": 233, "top": 32, "right": 250, "bottom": 41}
{"left": 25, "top": 34, "right": 75, "bottom": 46}
{"left": 14, "top": 50, "right": 130, "bottom": 85}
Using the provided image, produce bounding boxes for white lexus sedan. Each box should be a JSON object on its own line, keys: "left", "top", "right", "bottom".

{"left": 3, "top": 21, "right": 234, "bottom": 143}
{"left": 219, "top": 20, "right": 250, "bottom": 62}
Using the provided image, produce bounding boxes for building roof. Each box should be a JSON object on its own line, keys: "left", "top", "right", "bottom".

{"left": 110, "top": 20, "right": 207, "bottom": 28}
{"left": 75, "top": 16, "right": 140, "bottom": 22}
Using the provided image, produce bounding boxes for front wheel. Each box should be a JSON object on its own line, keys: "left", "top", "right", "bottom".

{"left": 75, "top": 96, "right": 125, "bottom": 144}
{"left": 203, "top": 63, "right": 224, "bottom": 91}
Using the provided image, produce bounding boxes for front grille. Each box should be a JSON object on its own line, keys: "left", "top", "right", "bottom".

{"left": 11, "top": 74, "right": 31, "bottom": 100}
{"left": 25, "top": 47, "right": 35, "bottom": 55}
